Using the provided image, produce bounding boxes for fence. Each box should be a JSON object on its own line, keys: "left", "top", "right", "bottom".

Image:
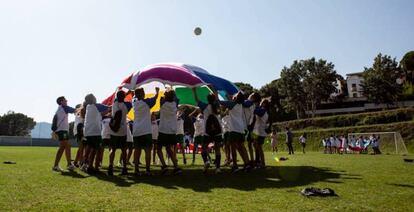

{"left": 0, "top": 136, "right": 78, "bottom": 147}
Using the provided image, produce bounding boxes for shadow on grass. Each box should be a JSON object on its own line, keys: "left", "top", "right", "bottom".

{"left": 60, "top": 170, "right": 90, "bottom": 179}
{"left": 387, "top": 183, "right": 414, "bottom": 189}
{"left": 65, "top": 166, "right": 360, "bottom": 192}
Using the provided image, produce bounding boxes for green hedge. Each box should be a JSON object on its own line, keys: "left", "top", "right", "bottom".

{"left": 274, "top": 108, "right": 414, "bottom": 130}
{"left": 263, "top": 121, "right": 414, "bottom": 153}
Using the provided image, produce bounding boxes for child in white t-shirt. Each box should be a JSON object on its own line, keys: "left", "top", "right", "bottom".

{"left": 151, "top": 113, "right": 159, "bottom": 165}
{"left": 157, "top": 90, "right": 182, "bottom": 175}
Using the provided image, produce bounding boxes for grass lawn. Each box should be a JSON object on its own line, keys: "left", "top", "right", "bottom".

{"left": 0, "top": 147, "right": 413, "bottom": 211}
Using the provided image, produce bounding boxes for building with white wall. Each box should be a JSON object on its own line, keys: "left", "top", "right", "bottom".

{"left": 346, "top": 72, "right": 364, "bottom": 98}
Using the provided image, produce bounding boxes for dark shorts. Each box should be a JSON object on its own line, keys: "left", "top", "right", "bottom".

{"left": 301, "top": 143, "right": 306, "bottom": 148}
{"left": 86, "top": 136, "right": 102, "bottom": 149}
{"left": 102, "top": 138, "right": 110, "bottom": 147}
{"left": 75, "top": 134, "right": 83, "bottom": 143}
{"left": 56, "top": 131, "right": 69, "bottom": 141}
{"left": 176, "top": 134, "right": 184, "bottom": 144}
{"left": 252, "top": 134, "right": 265, "bottom": 145}
{"left": 223, "top": 132, "right": 230, "bottom": 144}
{"left": 204, "top": 135, "right": 223, "bottom": 145}
{"left": 194, "top": 136, "right": 204, "bottom": 145}
{"left": 134, "top": 134, "right": 153, "bottom": 148}
{"left": 228, "top": 132, "right": 245, "bottom": 143}
{"left": 110, "top": 135, "right": 127, "bottom": 149}
{"left": 158, "top": 133, "right": 177, "bottom": 146}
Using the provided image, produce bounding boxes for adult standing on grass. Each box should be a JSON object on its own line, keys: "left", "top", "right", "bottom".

{"left": 286, "top": 127, "right": 294, "bottom": 155}
{"left": 108, "top": 90, "right": 132, "bottom": 176}
{"left": 132, "top": 87, "right": 159, "bottom": 176}
{"left": 299, "top": 133, "right": 307, "bottom": 154}
{"left": 83, "top": 94, "right": 109, "bottom": 174}
{"left": 52, "top": 96, "right": 76, "bottom": 172}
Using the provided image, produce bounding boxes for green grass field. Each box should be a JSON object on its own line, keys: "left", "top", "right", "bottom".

{"left": 1, "top": 147, "right": 413, "bottom": 211}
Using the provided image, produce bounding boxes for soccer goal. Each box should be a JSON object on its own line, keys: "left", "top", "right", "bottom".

{"left": 347, "top": 132, "right": 408, "bottom": 155}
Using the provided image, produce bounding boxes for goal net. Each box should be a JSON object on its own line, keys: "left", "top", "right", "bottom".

{"left": 347, "top": 132, "right": 408, "bottom": 155}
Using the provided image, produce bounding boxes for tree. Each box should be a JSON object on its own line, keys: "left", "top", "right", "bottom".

{"left": 234, "top": 82, "right": 257, "bottom": 96}
{"left": 259, "top": 79, "right": 296, "bottom": 122}
{"left": 361, "top": 53, "right": 403, "bottom": 106}
{"left": 302, "top": 58, "right": 340, "bottom": 117}
{"left": 278, "top": 61, "right": 307, "bottom": 119}
{"left": 0, "top": 111, "right": 36, "bottom": 136}
{"left": 400, "top": 51, "right": 414, "bottom": 83}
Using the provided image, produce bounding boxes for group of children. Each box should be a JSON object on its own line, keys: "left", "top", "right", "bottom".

{"left": 51, "top": 88, "right": 273, "bottom": 176}
{"left": 321, "top": 134, "right": 381, "bottom": 154}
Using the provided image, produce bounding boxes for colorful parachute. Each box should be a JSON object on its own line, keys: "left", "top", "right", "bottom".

{"left": 102, "top": 63, "right": 239, "bottom": 119}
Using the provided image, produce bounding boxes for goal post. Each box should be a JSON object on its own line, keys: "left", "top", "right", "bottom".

{"left": 347, "top": 132, "right": 408, "bottom": 155}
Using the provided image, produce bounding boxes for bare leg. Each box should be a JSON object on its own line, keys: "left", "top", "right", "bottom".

{"left": 53, "top": 140, "right": 66, "bottom": 167}
{"left": 157, "top": 145, "right": 166, "bottom": 167}
{"left": 134, "top": 147, "right": 141, "bottom": 173}
{"left": 145, "top": 147, "right": 151, "bottom": 171}
{"left": 247, "top": 139, "right": 254, "bottom": 162}
{"left": 74, "top": 143, "right": 84, "bottom": 164}
{"left": 231, "top": 142, "right": 238, "bottom": 167}
{"left": 109, "top": 148, "right": 116, "bottom": 167}
{"left": 166, "top": 145, "right": 178, "bottom": 168}
{"left": 64, "top": 141, "right": 72, "bottom": 166}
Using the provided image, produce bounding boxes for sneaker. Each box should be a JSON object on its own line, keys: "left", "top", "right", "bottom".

{"left": 160, "top": 166, "right": 168, "bottom": 175}
{"left": 215, "top": 168, "right": 222, "bottom": 174}
{"left": 173, "top": 168, "right": 182, "bottom": 175}
{"left": 52, "top": 166, "right": 63, "bottom": 172}
{"left": 145, "top": 170, "right": 152, "bottom": 176}
{"left": 203, "top": 161, "right": 210, "bottom": 174}
{"left": 243, "top": 164, "right": 252, "bottom": 173}
{"left": 67, "top": 164, "right": 76, "bottom": 171}
{"left": 107, "top": 167, "right": 114, "bottom": 176}
{"left": 81, "top": 164, "right": 88, "bottom": 172}
{"left": 74, "top": 162, "right": 79, "bottom": 168}
{"left": 231, "top": 166, "right": 240, "bottom": 173}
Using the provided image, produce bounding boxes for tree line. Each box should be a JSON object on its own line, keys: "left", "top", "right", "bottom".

{"left": 235, "top": 51, "right": 414, "bottom": 122}
{"left": 0, "top": 111, "right": 36, "bottom": 136}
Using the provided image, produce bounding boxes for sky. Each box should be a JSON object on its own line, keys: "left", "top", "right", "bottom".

{"left": 0, "top": 0, "right": 413, "bottom": 123}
